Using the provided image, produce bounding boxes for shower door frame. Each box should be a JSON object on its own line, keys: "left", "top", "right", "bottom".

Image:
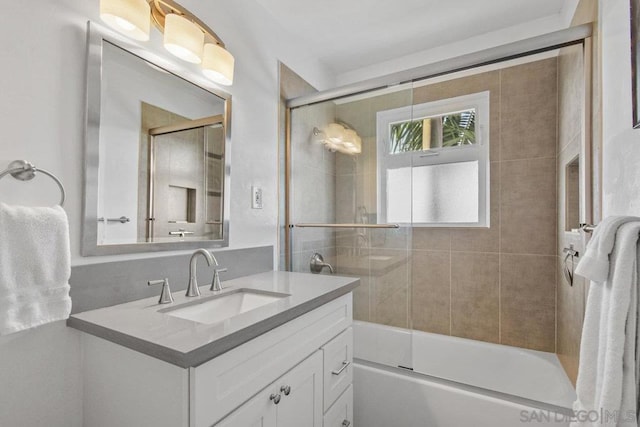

{"left": 283, "top": 24, "right": 595, "bottom": 270}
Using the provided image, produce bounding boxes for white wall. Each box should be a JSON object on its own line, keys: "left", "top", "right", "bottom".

{"left": 0, "top": 1, "right": 333, "bottom": 426}
{"left": 600, "top": 0, "right": 640, "bottom": 216}
{"left": 335, "top": 14, "right": 568, "bottom": 86}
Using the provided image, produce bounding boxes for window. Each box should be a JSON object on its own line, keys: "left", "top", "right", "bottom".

{"left": 377, "top": 91, "right": 490, "bottom": 227}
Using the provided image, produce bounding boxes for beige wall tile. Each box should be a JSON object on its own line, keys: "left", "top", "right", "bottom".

{"left": 558, "top": 45, "right": 584, "bottom": 152}
{"left": 500, "top": 58, "right": 558, "bottom": 161}
{"left": 412, "top": 228, "right": 451, "bottom": 251}
{"left": 372, "top": 287, "right": 409, "bottom": 329}
{"left": 557, "top": 256, "right": 586, "bottom": 385}
{"left": 501, "top": 158, "right": 557, "bottom": 255}
{"left": 353, "top": 275, "right": 371, "bottom": 322}
{"left": 501, "top": 254, "right": 557, "bottom": 352}
{"left": 411, "top": 250, "right": 451, "bottom": 335}
{"left": 451, "top": 252, "right": 500, "bottom": 343}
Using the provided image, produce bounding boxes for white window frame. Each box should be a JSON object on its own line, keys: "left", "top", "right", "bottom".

{"left": 376, "top": 91, "right": 490, "bottom": 227}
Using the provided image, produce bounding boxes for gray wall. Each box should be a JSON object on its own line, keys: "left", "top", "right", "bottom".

{"left": 70, "top": 246, "right": 273, "bottom": 313}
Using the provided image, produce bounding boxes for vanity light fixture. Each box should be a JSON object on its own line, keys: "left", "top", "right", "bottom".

{"left": 100, "top": 0, "right": 235, "bottom": 85}
{"left": 313, "top": 123, "right": 362, "bottom": 155}
{"left": 100, "top": 0, "right": 151, "bottom": 41}
{"left": 163, "top": 13, "right": 204, "bottom": 64}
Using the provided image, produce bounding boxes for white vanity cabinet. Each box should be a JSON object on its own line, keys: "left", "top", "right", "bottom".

{"left": 80, "top": 292, "right": 354, "bottom": 427}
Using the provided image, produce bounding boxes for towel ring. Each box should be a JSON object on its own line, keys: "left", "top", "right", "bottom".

{"left": 0, "top": 160, "right": 66, "bottom": 206}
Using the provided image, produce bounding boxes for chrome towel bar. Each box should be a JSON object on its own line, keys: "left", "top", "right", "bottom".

{"left": 98, "top": 216, "right": 130, "bottom": 224}
{"left": 0, "top": 160, "right": 65, "bottom": 206}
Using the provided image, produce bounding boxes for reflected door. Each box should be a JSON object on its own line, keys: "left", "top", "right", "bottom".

{"left": 148, "top": 123, "right": 224, "bottom": 242}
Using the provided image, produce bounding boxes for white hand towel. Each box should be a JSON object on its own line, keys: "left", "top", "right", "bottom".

{"left": 575, "top": 216, "right": 640, "bottom": 283}
{"left": 572, "top": 220, "right": 640, "bottom": 427}
{"left": 0, "top": 203, "right": 72, "bottom": 336}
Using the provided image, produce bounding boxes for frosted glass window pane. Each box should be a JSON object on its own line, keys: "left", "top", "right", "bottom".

{"left": 412, "top": 161, "right": 478, "bottom": 223}
{"left": 387, "top": 167, "right": 412, "bottom": 223}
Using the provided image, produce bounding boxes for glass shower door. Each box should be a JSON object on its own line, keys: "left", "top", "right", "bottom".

{"left": 287, "top": 86, "right": 414, "bottom": 372}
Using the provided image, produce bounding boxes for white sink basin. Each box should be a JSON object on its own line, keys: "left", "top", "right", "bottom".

{"left": 162, "top": 289, "right": 289, "bottom": 325}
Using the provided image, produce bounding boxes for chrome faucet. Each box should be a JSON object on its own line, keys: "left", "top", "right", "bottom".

{"left": 209, "top": 253, "right": 228, "bottom": 292}
{"left": 186, "top": 249, "right": 214, "bottom": 297}
{"left": 310, "top": 253, "right": 334, "bottom": 274}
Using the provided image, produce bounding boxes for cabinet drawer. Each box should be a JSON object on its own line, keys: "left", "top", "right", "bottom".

{"left": 191, "top": 294, "right": 352, "bottom": 427}
{"left": 322, "top": 327, "right": 353, "bottom": 411}
{"left": 323, "top": 385, "right": 353, "bottom": 427}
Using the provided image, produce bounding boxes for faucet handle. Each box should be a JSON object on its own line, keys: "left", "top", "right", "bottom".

{"left": 148, "top": 278, "right": 174, "bottom": 304}
{"left": 210, "top": 267, "right": 227, "bottom": 292}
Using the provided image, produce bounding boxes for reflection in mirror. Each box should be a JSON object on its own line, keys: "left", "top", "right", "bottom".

{"left": 565, "top": 156, "right": 580, "bottom": 232}
{"left": 83, "top": 25, "right": 230, "bottom": 256}
{"left": 139, "top": 105, "right": 225, "bottom": 242}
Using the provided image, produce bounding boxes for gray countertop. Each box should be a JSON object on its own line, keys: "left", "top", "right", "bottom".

{"left": 67, "top": 271, "right": 359, "bottom": 368}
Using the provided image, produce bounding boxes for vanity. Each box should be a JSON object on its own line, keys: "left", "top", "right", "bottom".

{"left": 68, "top": 271, "right": 358, "bottom": 427}
{"left": 73, "top": 19, "right": 357, "bottom": 427}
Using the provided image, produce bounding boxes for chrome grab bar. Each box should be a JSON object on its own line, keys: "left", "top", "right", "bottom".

{"left": 293, "top": 223, "right": 400, "bottom": 229}
{"left": 98, "top": 216, "right": 130, "bottom": 224}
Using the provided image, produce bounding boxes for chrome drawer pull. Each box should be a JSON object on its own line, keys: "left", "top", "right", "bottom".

{"left": 331, "top": 360, "right": 351, "bottom": 376}
{"left": 342, "top": 421, "right": 351, "bottom": 427}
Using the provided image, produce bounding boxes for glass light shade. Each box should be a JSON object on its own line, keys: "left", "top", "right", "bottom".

{"left": 320, "top": 124, "right": 361, "bottom": 155}
{"left": 100, "top": 0, "right": 150, "bottom": 41}
{"left": 203, "top": 44, "right": 235, "bottom": 85}
{"left": 342, "top": 131, "right": 361, "bottom": 154}
{"left": 164, "top": 14, "right": 204, "bottom": 64}
{"left": 324, "top": 123, "right": 345, "bottom": 144}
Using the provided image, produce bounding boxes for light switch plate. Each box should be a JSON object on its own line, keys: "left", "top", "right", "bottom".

{"left": 252, "top": 186, "right": 263, "bottom": 209}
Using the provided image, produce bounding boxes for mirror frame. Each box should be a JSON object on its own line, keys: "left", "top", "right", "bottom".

{"left": 82, "top": 21, "right": 232, "bottom": 256}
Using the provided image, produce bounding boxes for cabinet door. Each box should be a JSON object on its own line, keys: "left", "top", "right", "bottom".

{"left": 276, "top": 350, "right": 323, "bottom": 427}
{"left": 215, "top": 386, "right": 277, "bottom": 427}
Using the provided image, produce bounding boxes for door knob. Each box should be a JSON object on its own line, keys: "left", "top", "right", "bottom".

{"left": 280, "top": 385, "right": 291, "bottom": 396}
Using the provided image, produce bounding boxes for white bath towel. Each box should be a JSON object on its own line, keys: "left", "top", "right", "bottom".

{"left": 575, "top": 216, "right": 640, "bottom": 283}
{"left": 0, "top": 203, "right": 72, "bottom": 335}
{"left": 572, "top": 220, "right": 640, "bottom": 427}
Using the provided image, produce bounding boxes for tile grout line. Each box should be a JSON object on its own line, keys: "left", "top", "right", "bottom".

{"left": 449, "top": 232, "right": 453, "bottom": 336}
{"left": 498, "top": 70, "right": 502, "bottom": 345}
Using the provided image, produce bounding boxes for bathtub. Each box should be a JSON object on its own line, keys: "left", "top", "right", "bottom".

{"left": 353, "top": 321, "right": 576, "bottom": 427}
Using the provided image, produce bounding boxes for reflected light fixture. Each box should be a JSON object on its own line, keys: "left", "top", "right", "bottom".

{"left": 100, "top": 0, "right": 235, "bottom": 85}
{"left": 313, "top": 123, "right": 362, "bottom": 155}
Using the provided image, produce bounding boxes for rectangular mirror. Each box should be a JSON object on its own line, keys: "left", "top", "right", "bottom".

{"left": 82, "top": 22, "right": 231, "bottom": 255}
